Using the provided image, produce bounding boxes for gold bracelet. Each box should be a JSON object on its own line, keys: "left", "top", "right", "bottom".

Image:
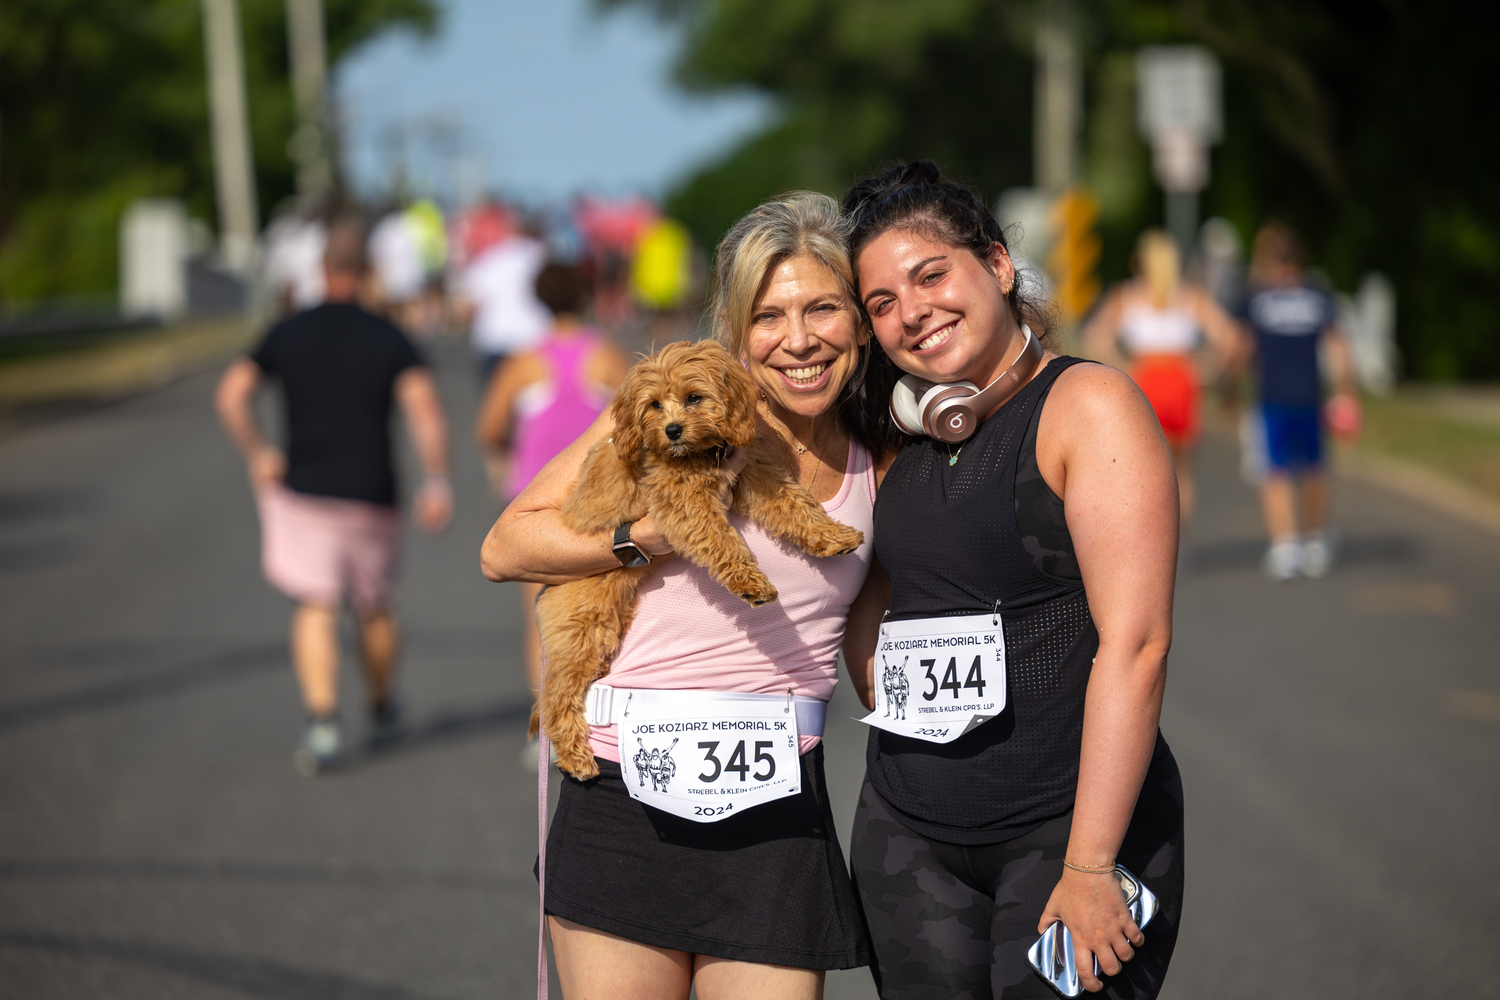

{"left": 1063, "top": 859, "right": 1116, "bottom": 874}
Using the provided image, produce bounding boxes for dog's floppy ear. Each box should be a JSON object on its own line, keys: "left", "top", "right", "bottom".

{"left": 610, "top": 368, "right": 645, "bottom": 460}
{"left": 715, "top": 344, "right": 759, "bottom": 449}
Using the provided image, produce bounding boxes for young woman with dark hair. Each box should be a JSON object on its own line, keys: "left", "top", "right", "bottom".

{"left": 840, "top": 161, "right": 1186, "bottom": 999}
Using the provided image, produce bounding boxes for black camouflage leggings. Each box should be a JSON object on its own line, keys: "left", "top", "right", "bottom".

{"left": 849, "top": 752, "right": 1184, "bottom": 1000}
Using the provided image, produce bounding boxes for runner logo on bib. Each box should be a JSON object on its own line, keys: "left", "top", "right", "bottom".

{"left": 859, "top": 612, "right": 1007, "bottom": 743}
{"left": 621, "top": 699, "right": 801, "bottom": 822}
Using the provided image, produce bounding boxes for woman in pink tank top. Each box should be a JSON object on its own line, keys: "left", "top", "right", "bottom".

{"left": 476, "top": 263, "right": 629, "bottom": 702}
{"left": 482, "top": 195, "right": 900, "bottom": 998}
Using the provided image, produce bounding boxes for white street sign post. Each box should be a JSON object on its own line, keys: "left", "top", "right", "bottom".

{"left": 1136, "top": 46, "right": 1222, "bottom": 257}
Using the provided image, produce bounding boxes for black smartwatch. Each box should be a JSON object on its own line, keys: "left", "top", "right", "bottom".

{"left": 612, "top": 521, "right": 652, "bottom": 568}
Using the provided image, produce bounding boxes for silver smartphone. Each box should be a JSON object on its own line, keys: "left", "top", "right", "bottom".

{"left": 1026, "top": 864, "right": 1158, "bottom": 998}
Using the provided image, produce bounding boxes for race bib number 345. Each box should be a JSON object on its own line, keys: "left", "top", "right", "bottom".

{"left": 621, "top": 701, "right": 801, "bottom": 822}
{"left": 858, "top": 612, "right": 1007, "bottom": 743}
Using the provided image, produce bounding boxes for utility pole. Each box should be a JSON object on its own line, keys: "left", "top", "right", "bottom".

{"left": 286, "top": 0, "right": 333, "bottom": 204}
{"left": 1034, "top": 0, "right": 1098, "bottom": 325}
{"left": 201, "top": 0, "right": 259, "bottom": 274}
{"left": 1033, "top": 0, "right": 1080, "bottom": 196}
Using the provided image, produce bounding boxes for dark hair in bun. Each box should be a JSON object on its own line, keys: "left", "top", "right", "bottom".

{"left": 841, "top": 160, "right": 1055, "bottom": 445}
{"left": 844, "top": 160, "right": 1009, "bottom": 269}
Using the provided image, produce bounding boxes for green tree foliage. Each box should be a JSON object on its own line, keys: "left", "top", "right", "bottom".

{"left": 612, "top": 0, "right": 1500, "bottom": 379}
{"left": 0, "top": 0, "right": 437, "bottom": 305}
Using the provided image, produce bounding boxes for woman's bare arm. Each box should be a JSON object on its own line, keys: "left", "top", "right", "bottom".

{"left": 840, "top": 445, "right": 899, "bottom": 708}
{"left": 1079, "top": 288, "right": 1127, "bottom": 368}
{"left": 474, "top": 353, "right": 540, "bottom": 449}
{"left": 841, "top": 555, "right": 890, "bottom": 710}
{"left": 1034, "top": 362, "right": 1178, "bottom": 992}
{"left": 1188, "top": 288, "right": 1243, "bottom": 380}
{"left": 482, "top": 411, "right": 651, "bottom": 584}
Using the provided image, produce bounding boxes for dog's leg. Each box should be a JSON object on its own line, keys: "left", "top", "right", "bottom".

{"left": 534, "top": 565, "right": 651, "bottom": 779}
{"left": 733, "top": 443, "right": 865, "bottom": 558}
{"left": 651, "top": 477, "right": 778, "bottom": 606}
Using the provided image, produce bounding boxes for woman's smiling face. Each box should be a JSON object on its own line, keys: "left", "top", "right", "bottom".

{"left": 743, "top": 254, "right": 867, "bottom": 423}
{"left": 856, "top": 227, "right": 1019, "bottom": 385}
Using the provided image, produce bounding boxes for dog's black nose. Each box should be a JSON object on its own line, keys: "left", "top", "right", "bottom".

{"left": 664, "top": 423, "right": 683, "bottom": 441}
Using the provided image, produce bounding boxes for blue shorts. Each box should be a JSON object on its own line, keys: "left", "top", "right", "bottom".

{"left": 1262, "top": 402, "right": 1323, "bottom": 471}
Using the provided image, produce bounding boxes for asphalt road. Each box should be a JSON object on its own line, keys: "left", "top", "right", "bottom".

{"left": 1, "top": 339, "right": 1496, "bottom": 999}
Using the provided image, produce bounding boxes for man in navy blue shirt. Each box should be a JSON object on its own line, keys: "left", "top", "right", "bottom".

{"left": 1236, "top": 221, "right": 1357, "bottom": 580}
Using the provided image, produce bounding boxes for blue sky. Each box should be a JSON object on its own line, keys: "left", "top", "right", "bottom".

{"left": 335, "top": 0, "right": 771, "bottom": 205}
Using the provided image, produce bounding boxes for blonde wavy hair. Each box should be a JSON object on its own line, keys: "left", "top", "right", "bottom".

{"left": 709, "top": 192, "right": 866, "bottom": 358}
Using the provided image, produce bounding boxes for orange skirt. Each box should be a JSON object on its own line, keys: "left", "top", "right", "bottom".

{"left": 1130, "top": 355, "right": 1200, "bottom": 446}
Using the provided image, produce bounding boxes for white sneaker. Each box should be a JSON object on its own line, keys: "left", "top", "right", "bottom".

{"left": 1264, "top": 539, "right": 1301, "bottom": 581}
{"left": 294, "top": 716, "right": 344, "bottom": 776}
{"left": 1300, "top": 533, "right": 1333, "bottom": 578}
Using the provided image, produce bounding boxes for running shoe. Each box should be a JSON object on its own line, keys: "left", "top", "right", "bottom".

{"left": 368, "top": 697, "right": 404, "bottom": 749}
{"left": 293, "top": 716, "right": 343, "bottom": 776}
{"left": 1264, "top": 538, "right": 1301, "bottom": 582}
{"left": 1300, "top": 532, "right": 1334, "bottom": 579}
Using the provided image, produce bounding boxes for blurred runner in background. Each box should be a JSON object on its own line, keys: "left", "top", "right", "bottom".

{"left": 455, "top": 220, "right": 551, "bottom": 384}
{"left": 261, "top": 206, "right": 327, "bottom": 318}
{"left": 370, "top": 200, "right": 449, "bottom": 338}
{"left": 474, "top": 262, "right": 627, "bottom": 760}
{"left": 1236, "top": 220, "right": 1358, "bottom": 581}
{"left": 402, "top": 198, "right": 450, "bottom": 339}
{"left": 215, "top": 218, "right": 453, "bottom": 775}
{"left": 448, "top": 195, "right": 515, "bottom": 272}
{"left": 1083, "top": 229, "right": 1240, "bottom": 523}
{"left": 369, "top": 202, "right": 423, "bottom": 325}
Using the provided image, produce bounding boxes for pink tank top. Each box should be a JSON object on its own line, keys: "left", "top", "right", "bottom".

{"left": 589, "top": 438, "right": 878, "bottom": 763}
{"left": 507, "top": 331, "right": 611, "bottom": 498}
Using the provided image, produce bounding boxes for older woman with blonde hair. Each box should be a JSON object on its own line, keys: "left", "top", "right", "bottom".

{"left": 481, "top": 192, "right": 895, "bottom": 999}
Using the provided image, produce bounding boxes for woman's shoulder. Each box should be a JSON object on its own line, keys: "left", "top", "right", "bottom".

{"left": 1044, "top": 359, "right": 1151, "bottom": 425}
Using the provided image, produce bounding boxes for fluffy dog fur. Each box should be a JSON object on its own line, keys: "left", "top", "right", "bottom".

{"left": 530, "top": 339, "right": 865, "bottom": 778}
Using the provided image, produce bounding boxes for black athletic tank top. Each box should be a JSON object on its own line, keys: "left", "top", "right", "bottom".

{"left": 868, "top": 356, "right": 1098, "bottom": 844}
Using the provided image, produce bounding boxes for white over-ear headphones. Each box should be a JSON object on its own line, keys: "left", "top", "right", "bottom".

{"left": 888, "top": 325, "right": 1044, "bottom": 443}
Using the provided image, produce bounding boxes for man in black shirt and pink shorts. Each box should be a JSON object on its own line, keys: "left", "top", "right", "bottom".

{"left": 216, "top": 219, "right": 452, "bottom": 775}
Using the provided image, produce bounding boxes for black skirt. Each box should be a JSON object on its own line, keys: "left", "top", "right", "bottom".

{"left": 541, "top": 744, "right": 872, "bottom": 970}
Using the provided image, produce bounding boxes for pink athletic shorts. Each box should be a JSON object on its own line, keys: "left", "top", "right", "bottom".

{"left": 257, "top": 485, "right": 401, "bottom": 612}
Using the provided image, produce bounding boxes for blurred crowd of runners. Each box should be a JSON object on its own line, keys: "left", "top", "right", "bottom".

{"left": 260, "top": 194, "right": 702, "bottom": 358}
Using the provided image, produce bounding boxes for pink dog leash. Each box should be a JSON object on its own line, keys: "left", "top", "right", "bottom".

{"left": 537, "top": 729, "right": 551, "bottom": 1000}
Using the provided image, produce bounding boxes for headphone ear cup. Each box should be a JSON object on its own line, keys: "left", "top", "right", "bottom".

{"left": 889, "top": 376, "right": 928, "bottom": 436}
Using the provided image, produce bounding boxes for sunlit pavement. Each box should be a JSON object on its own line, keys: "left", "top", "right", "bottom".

{"left": 0, "top": 341, "right": 1495, "bottom": 999}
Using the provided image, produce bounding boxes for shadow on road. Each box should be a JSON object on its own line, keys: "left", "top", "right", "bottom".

{"left": 0, "top": 642, "right": 285, "bottom": 732}
{"left": 0, "top": 930, "right": 435, "bottom": 1000}
{"left": 1186, "top": 532, "right": 1423, "bottom": 573}
{"left": 356, "top": 698, "right": 534, "bottom": 767}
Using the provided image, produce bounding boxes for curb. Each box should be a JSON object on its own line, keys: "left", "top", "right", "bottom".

{"left": 1337, "top": 448, "right": 1500, "bottom": 538}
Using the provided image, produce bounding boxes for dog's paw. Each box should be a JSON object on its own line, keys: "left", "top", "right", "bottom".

{"left": 556, "top": 744, "right": 600, "bottom": 780}
{"left": 807, "top": 525, "right": 865, "bottom": 558}
{"left": 721, "top": 566, "right": 778, "bottom": 606}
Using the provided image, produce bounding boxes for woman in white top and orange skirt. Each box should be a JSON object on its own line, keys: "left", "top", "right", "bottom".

{"left": 1083, "top": 229, "right": 1240, "bottom": 522}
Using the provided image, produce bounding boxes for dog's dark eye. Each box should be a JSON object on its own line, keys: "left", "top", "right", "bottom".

{"left": 685, "top": 394, "right": 702, "bottom": 405}
{"left": 650, "top": 400, "right": 663, "bottom": 410}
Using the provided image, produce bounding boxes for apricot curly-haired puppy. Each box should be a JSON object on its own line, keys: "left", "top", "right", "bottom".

{"left": 530, "top": 339, "right": 865, "bottom": 778}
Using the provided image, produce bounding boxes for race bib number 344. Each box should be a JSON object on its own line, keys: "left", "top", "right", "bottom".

{"left": 621, "top": 701, "right": 801, "bottom": 822}
{"left": 858, "top": 613, "right": 1007, "bottom": 743}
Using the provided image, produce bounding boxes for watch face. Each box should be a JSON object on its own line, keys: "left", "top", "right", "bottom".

{"left": 613, "top": 542, "right": 650, "bottom": 569}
